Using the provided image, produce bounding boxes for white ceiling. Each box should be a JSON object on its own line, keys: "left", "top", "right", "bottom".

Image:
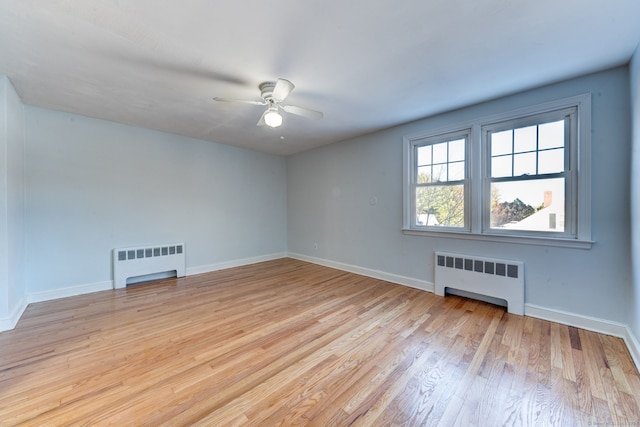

{"left": 1, "top": 1, "right": 639, "bottom": 156}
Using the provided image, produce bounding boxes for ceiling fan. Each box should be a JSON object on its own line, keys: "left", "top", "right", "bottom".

{"left": 214, "top": 78, "right": 323, "bottom": 128}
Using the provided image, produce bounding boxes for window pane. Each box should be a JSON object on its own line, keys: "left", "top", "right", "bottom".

{"left": 513, "top": 152, "right": 537, "bottom": 176}
{"left": 449, "top": 139, "right": 465, "bottom": 162}
{"left": 538, "top": 148, "right": 564, "bottom": 174}
{"left": 432, "top": 142, "right": 448, "bottom": 163}
{"left": 492, "top": 155, "right": 512, "bottom": 178}
{"left": 492, "top": 130, "right": 512, "bottom": 156}
{"left": 539, "top": 120, "right": 564, "bottom": 150}
{"left": 417, "top": 145, "right": 432, "bottom": 166}
{"left": 416, "top": 185, "right": 464, "bottom": 228}
{"left": 432, "top": 163, "right": 447, "bottom": 182}
{"left": 490, "top": 178, "right": 564, "bottom": 232}
{"left": 417, "top": 166, "right": 431, "bottom": 183}
{"left": 448, "top": 161, "right": 465, "bottom": 181}
{"left": 514, "top": 125, "right": 537, "bottom": 153}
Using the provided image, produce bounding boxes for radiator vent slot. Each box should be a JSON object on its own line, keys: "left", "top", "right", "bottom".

{"left": 435, "top": 252, "right": 524, "bottom": 315}
{"left": 113, "top": 243, "right": 186, "bottom": 289}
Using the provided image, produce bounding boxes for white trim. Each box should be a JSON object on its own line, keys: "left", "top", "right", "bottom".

{"left": 623, "top": 327, "right": 640, "bottom": 372}
{"left": 186, "top": 252, "right": 288, "bottom": 276}
{"left": 526, "top": 303, "right": 640, "bottom": 371}
{"left": 405, "top": 128, "right": 472, "bottom": 231}
{"left": 403, "top": 121, "right": 477, "bottom": 230}
{"left": 403, "top": 93, "right": 592, "bottom": 245}
{"left": 525, "top": 303, "right": 628, "bottom": 336}
{"left": 27, "top": 280, "right": 113, "bottom": 304}
{"left": 288, "top": 254, "right": 638, "bottom": 372}
{"left": 0, "top": 296, "right": 28, "bottom": 332}
{"left": 287, "top": 252, "right": 434, "bottom": 292}
{"left": 0, "top": 253, "right": 288, "bottom": 332}
{"left": 476, "top": 94, "right": 593, "bottom": 239}
{"left": 402, "top": 228, "right": 594, "bottom": 249}
{"left": 3, "top": 254, "right": 637, "bottom": 373}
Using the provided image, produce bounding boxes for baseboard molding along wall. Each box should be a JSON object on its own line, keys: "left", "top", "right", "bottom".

{"left": 525, "top": 303, "right": 640, "bottom": 371}
{"left": 27, "top": 280, "right": 114, "bottom": 305}
{"left": 186, "top": 252, "right": 288, "bottom": 276}
{"left": 2, "top": 251, "right": 639, "bottom": 373}
{"left": 288, "top": 253, "right": 640, "bottom": 372}
{"left": 0, "top": 252, "right": 288, "bottom": 333}
{"left": 0, "top": 280, "right": 115, "bottom": 332}
{"left": 0, "top": 296, "right": 29, "bottom": 332}
{"left": 287, "top": 252, "right": 434, "bottom": 292}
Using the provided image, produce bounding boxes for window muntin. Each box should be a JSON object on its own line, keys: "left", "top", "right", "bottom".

{"left": 412, "top": 132, "right": 469, "bottom": 229}
{"left": 403, "top": 94, "right": 591, "bottom": 247}
{"left": 489, "top": 121, "right": 565, "bottom": 179}
{"left": 483, "top": 108, "right": 575, "bottom": 237}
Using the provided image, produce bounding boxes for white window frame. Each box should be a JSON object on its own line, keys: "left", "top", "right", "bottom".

{"left": 403, "top": 94, "right": 592, "bottom": 249}
{"left": 409, "top": 129, "right": 471, "bottom": 231}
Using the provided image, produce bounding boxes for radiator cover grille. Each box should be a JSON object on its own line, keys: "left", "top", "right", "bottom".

{"left": 434, "top": 251, "right": 524, "bottom": 315}
{"left": 113, "top": 243, "right": 186, "bottom": 289}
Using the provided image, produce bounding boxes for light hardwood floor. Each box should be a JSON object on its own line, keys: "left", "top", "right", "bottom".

{"left": 1, "top": 258, "right": 639, "bottom": 426}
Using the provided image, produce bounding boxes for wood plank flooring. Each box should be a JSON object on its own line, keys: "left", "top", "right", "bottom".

{"left": 1, "top": 258, "right": 639, "bottom": 426}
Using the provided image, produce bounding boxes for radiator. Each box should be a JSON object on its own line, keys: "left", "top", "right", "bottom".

{"left": 434, "top": 251, "right": 524, "bottom": 315}
{"left": 113, "top": 243, "right": 186, "bottom": 289}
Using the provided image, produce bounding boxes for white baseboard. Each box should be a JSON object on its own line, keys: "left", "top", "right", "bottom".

{"left": 27, "top": 280, "right": 114, "bottom": 304}
{"left": 288, "top": 253, "right": 640, "bottom": 372}
{"left": 4, "top": 253, "right": 640, "bottom": 373}
{"left": 287, "top": 252, "right": 434, "bottom": 292}
{"left": 525, "top": 303, "right": 640, "bottom": 371}
{"left": 0, "top": 296, "right": 29, "bottom": 333}
{"left": 524, "top": 304, "right": 629, "bottom": 337}
{"left": 1, "top": 253, "right": 288, "bottom": 333}
{"left": 623, "top": 327, "right": 640, "bottom": 372}
{"left": 24, "top": 252, "right": 288, "bottom": 307}
{"left": 186, "top": 252, "right": 287, "bottom": 276}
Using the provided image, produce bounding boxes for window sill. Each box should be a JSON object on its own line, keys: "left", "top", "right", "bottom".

{"left": 401, "top": 228, "right": 594, "bottom": 249}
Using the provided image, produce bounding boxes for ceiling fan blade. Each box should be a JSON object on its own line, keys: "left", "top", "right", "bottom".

{"left": 272, "top": 78, "right": 295, "bottom": 102}
{"left": 282, "top": 104, "right": 324, "bottom": 120}
{"left": 213, "top": 97, "right": 265, "bottom": 106}
{"left": 257, "top": 110, "right": 267, "bottom": 127}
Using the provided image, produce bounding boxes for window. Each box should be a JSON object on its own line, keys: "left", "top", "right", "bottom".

{"left": 411, "top": 130, "right": 469, "bottom": 229}
{"left": 484, "top": 109, "right": 574, "bottom": 236}
{"left": 403, "top": 94, "right": 592, "bottom": 248}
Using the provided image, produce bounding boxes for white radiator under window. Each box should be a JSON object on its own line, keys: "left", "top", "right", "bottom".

{"left": 434, "top": 251, "right": 524, "bottom": 315}
{"left": 113, "top": 243, "right": 186, "bottom": 289}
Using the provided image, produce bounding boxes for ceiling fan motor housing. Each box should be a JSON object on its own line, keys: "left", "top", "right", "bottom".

{"left": 259, "top": 82, "right": 277, "bottom": 102}
{"left": 214, "top": 78, "right": 322, "bottom": 124}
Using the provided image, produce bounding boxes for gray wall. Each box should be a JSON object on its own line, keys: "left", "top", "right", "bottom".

{"left": 4, "top": 64, "right": 637, "bottom": 335}
{"left": 0, "top": 76, "right": 26, "bottom": 322}
{"left": 631, "top": 46, "right": 640, "bottom": 341}
{"left": 287, "top": 67, "right": 631, "bottom": 324}
{"left": 25, "top": 107, "right": 287, "bottom": 294}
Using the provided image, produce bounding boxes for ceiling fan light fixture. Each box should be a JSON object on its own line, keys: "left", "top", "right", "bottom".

{"left": 264, "top": 107, "right": 282, "bottom": 128}
{"left": 213, "top": 78, "right": 322, "bottom": 128}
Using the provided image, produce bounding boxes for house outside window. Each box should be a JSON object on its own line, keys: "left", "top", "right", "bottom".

{"left": 403, "top": 94, "right": 592, "bottom": 248}
{"left": 412, "top": 130, "right": 470, "bottom": 230}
